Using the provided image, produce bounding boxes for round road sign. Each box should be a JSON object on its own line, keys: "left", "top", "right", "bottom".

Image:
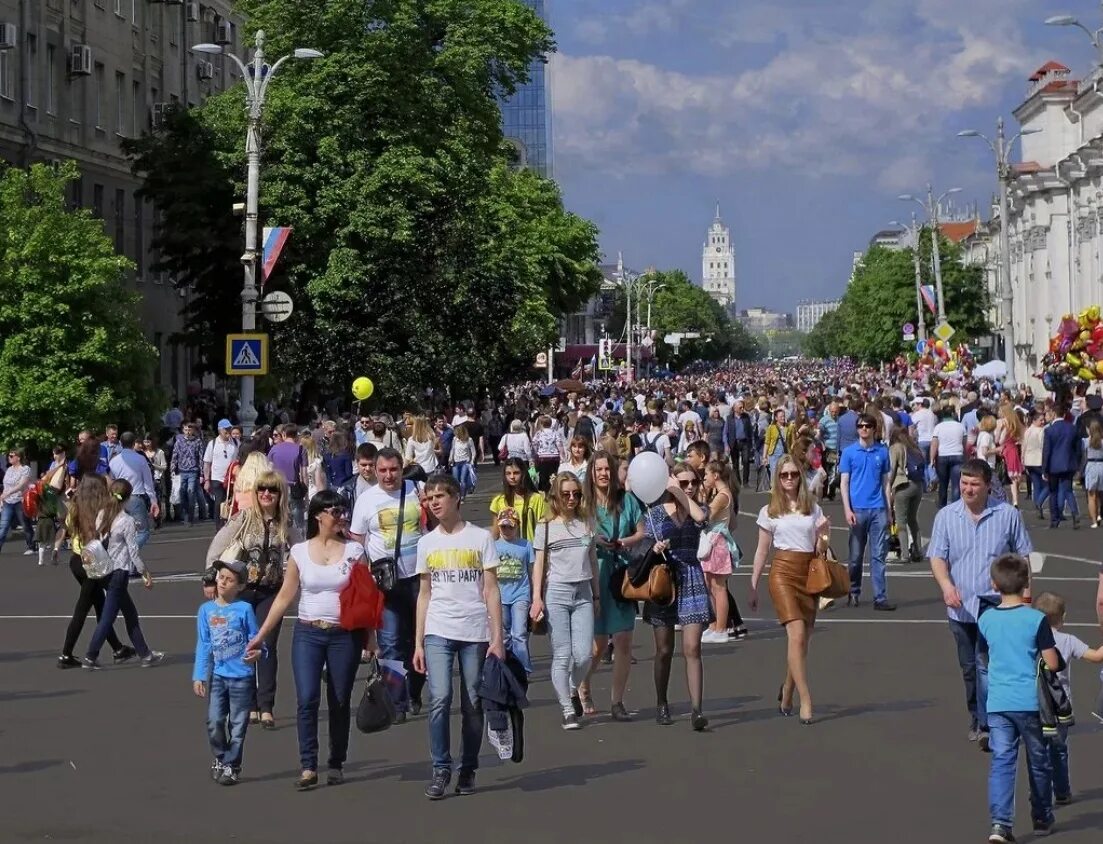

{"left": 261, "top": 291, "right": 294, "bottom": 323}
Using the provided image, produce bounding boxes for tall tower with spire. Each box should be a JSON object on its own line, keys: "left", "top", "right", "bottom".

{"left": 702, "top": 202, "right": 736, "bottom": 311}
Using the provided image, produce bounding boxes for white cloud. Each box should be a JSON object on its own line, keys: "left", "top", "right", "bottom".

{"left": 552, "top": 0, "right": 1049, "bottom": 183}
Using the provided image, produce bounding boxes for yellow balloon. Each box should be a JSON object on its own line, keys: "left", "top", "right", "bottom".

{"left": 352, "top": 377, "right": 374, "bottom": 401}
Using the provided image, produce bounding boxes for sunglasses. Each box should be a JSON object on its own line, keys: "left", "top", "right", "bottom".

{"left": 678, "top": 479, "right": 699, "bottom": 488}
{"left": 256, "top": 485, "right": 280, "bottom": 495}
{"left": 778, "top": 471, "right": 801, "bottom": 480}
{"left": 323, "top": 506, "right": 350, "bottom": 521}
{"left": 560, "top": 490, "right": 581, "bottom": 500}
{"left": 857, "top": 423, "right": 874, "bottom": 429}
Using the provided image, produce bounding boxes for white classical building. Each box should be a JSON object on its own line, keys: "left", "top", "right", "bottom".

{"left": 987, "top": 60, "right": 1103, "bottom": 386}
{"left": 702, "top": 203, "right": 736, "bottom": 310}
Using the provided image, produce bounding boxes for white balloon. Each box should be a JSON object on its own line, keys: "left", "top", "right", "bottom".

{"left": 627, "top": 451, "right": 669, "bottom": 505}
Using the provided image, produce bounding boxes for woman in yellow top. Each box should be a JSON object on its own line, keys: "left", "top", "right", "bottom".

{"left": 762, "top": 408, "right": 789, "bottom": 482}
{"left": 490, "top": 458, "right": 545, "bottom": 541}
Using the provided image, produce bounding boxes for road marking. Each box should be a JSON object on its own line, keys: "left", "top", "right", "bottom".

{"left": 725, "top": 570, "right": 1099, "bottom": 584}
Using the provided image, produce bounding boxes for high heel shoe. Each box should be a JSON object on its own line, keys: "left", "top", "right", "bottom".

{"left": 691, "top": 709, "right": 709, "bottom": 732}
{"left": 800, "top": 713, "right": 815, "bottom": 726}
{"left": 777, "top": 685, "right": 794, "bottom": 717}
{"left": 655, "top": 704, "right": 674, "bottom": 726}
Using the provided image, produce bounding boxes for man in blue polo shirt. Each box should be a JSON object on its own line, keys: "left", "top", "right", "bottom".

{"left": 840, "top": 413, "right": 895, "bottom": 611}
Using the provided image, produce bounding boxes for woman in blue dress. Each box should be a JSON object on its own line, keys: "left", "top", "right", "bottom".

{"left": 578, "top": 451, "right": 645, "bottom": 722}
{"left": 644, "top": 464, "right": 711, "bottom": 731}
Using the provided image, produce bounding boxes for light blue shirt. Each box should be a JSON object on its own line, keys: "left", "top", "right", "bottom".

{"left": 927, "top": 499, "right": 1033, "bottom": 624}
{"left": 979, "top": 605, "right": 1054, "bottom": 713}
{"left": 109, "top": 449, "right": 157, "bottom": 498}
{"left": 839, "top": 441, "right": 890, "bottom": 510}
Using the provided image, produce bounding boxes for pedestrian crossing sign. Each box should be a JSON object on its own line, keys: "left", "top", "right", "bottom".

{"left": 225, "top": 333, "right": 269, "bottom": 375}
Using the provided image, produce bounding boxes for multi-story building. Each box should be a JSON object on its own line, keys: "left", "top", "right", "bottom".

{"left": 498, "top": 0, "right": 551, "bottom": 177}
{"left": 0, "top": 0, "right": 243, "bottom": 395}
{"left": 869, "top": 228, "right": 907, "bottom": 250}
{"left": 701, "top": 203, "right": 736, "bottom": 311}
{"left": 795, "top": 298, "right": 841, "bottom": 332}
{"left": 737, "top": 307, "right": 790, "bottom": 333}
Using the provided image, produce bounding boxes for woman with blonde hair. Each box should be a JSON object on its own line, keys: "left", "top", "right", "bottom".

{"left": 530, "top": 471, "right": 600, "bottom": 730}
{"left": 749, "top": 454, "right": 830, "bottom": 725}
{"left": 204, "top": 468, "right": 296, "bottom": 729}
{"left": 700, "top": 460, "right": 741, "bottom": 644}
{"left": 1084, "top": 419, "right": 1103, "bottom": 527}
{"left": 995, "top": 404, "right": 1024, "bottom": 508}
{"left": 299, "top": 432, "right": 327, "bottom": 502}
{"left": 403, "top": 415, "right": 440, "bottom": 474}
{"left": 557, "top": 436, "right": 592, "bottom": 483}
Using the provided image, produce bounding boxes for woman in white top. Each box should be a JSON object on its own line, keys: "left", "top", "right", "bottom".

{"left": 82, "top": 479, "right": 163, "bottom": 668}
{"left": 450, "top": 424, "right": 478, "bottom": 500}
{"left": 556, "top": 436, "right": 591, "bottom": 483}
{"left": 498, "top": 419, "right": 533, "bottom": 465}
{"left": 750, "top": 455, "right": 830, "bottom": 725}
{"left": 300, "top": 432, "right": 327, "bottom": 501}
{"left": 0, "top": 446, "right": 36, "bottom": 556}
{"left": 930, "top": 406, "right": 966, "bottom": 509}
{"left": 404, "top": 415, "right": 440, "bottom": 474}
{"left": 248, "top": 489, "right": 369, "bottom": 791}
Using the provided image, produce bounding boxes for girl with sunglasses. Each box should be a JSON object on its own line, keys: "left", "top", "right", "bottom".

{"left": 246, "top": 489, "right": 366, "bottom": 790}
{"left": 644, "top": 465, "right": 711, "bottom": 730}
{"left": 749, "top": 455, "right": 831, "bottom": 725}
{"left": 530, "top": 472, "right": 601, "bottom": 730}
{"left": 205, "top": 469, "right": 295, "bottom": 729}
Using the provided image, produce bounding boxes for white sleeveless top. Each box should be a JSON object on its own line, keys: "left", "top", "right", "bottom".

{"left": 291, "top": 540, "right": 363, "bottom": 624}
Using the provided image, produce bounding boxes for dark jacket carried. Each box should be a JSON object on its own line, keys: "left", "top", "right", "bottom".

{"left": 1037, "top": 654, "right": 1074, "bottom": 736}
{"left": 477, "top": 652, "right": 529, "bottom": 764}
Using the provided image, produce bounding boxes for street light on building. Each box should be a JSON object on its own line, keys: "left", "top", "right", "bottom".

{"left": 1045, "top": 11, "right": 1103, "bottom": 65}
{"left": 957, "top": 119, "right": 1042, "bottom": 386}
{"left": 898, "top": 185, "right": 962, "bottom": 325}
{"left": 191, "top": 31, "right": 322, "bottom": 435}
{"left": 890, "top": 215, "right": 927, "bottom": 342}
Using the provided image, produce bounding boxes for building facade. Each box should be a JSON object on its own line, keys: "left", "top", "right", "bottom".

{"left": 0, "top": 0, "right": 243, "bottom": 395}
{"left": 795, "top": 298, "right": 840, "bottom": 332}
{"left": 701, "top": 203, "right": 736, "bottom": 310}
{"left": 498, "top": 0, "right": 551, "bottom": 177}
{"left": 737, "top": 307, "right": 789, "bottom": 333}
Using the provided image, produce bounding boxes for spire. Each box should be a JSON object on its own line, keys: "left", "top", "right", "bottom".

{"left": 715, "top": 200, "right": 721, "bottom": 220}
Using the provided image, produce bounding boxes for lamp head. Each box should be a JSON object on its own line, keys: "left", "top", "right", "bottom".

{"left": 957, "top": 129, "right": 980, "bottom": 137}
{"left": 293, "top": 48, "right": 324, "bottom": 60}
{"left": 897, "top": 194, "right": 916, "bottom": 201}
{"left": 1044, "top": 15, "right": 1079, "bottom": 27}
{"left": 190, "top": 43, "right": 223, "bottom": 55}
{"left": 1021, "top": 127, "right": 1043, "bottom": 135}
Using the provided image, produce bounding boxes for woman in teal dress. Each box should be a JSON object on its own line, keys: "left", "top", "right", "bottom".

{"left": 577, "top": 450, "right": 645, "bottom": 722}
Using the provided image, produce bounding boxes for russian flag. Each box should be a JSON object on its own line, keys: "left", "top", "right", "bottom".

{"left": 262, "top": 226, "right": 292, "bottom": 284}
{"left": 920, "top": 284, "right": 937, "bottom": 315}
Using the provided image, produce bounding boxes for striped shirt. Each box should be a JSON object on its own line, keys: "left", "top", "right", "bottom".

{"left": 927, "top": 499, "right": 1033, "bottom": 624}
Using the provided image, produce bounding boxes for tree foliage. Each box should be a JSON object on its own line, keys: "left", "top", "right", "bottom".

{"left": 127, "top": 0, "right": 602, "bottom": 406}
{"left": 0, "top": 163, "right": 159, "bottom": 449}
{"left": 806, "top": 231, "right": 990, "bottom": 364}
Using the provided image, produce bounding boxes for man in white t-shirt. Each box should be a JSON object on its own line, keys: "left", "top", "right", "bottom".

{"left": 203, "top": 419, "right": 238, "bottom": 529}
{"left": 639, "top": 414, "right": 674, "bottom": 467}
{"left": 930, "top": 408, "right": 967, "bottom": 509}
{"left": 413, "top": 473, "right": 504, "bottom": 800}
{"left": 349, "top": 448, "right": 424, "bottom": 720}
{"left": 911, "top": 398, "right": 937, "bottom": 462}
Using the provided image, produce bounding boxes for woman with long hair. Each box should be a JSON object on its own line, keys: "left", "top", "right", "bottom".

{"left": 489, "top": 458, "right": 544, "bottom": 541}
{"left": 403, "top": 416, "right": 440, "bottom": 475}
{"left": 1084, "top": 419, "right": 1103, "bottom": 527}
{"left": 530, "top": 472, "right": 601, "bottom": 730}
{"left": 557, "top": 436, "right": 592, "bottom": 483}
{"left": 300, "top": 432, "right": 327, "bottom": 502}
{"left": 246, "top": 489, "right": 366, "bottom": 790}
{"left": 995, "top": 404, "right": 1024, "bottom": 508}
{"left": 644, "top": 464, "right": 711, "bottom": 730}
{"left": 81, "top": 479, "right": 163, "bottom": 669}
{"left": 888, "top": 426, "right": 924, "bottom": 562}
{"left": 205, "top": 468, "right": 295, "bottom": 728}
{"left": 449, "top": 424, "right": 478, "bottom": 500}
{"left": 762, "top": 408, "right": 788, "bottom": 484}
{"left": 1, "top": 447, "right": 36, "bottom": 557}
{"left": 532, "top": 415, "right": 563, "bottom": 491}
{"left": 327, "top": 431, "right": 354, "bottom": 488}
{"left": 1022, "top": 409, "right": 1048, "bottom": 519}
{"left": 578, "top": 451, "right": 644, "bottom": 720}
{"left": 227, "top": 450, "right": 273, "bottom": 518}
{"left": 54, "top": 475, "right": 135, "bottom": 668}
{"left": 700, "top": 460, "right": 742, "bottom": 644}
{"left": 749, "top": 455, "right": 830, "bottom": 725}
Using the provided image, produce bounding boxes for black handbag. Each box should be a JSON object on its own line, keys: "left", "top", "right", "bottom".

{"left": 624, "top": 536, "right": 662, "bottom": 588}
{"left": 355, "top": 657, "right": 396, "bottom": 734}
{"left": 370, "top": 481, "right": 408, "bottom": 593}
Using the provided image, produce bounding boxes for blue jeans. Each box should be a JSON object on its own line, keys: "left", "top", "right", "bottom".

{"left": 291, "top": 622, "right": 363, "bottom": 772}
{"left": 379, "top": 575, "right": 425, "bottom": 712}
{"left": 451, "top": 462, "right": 476, "bottom": 496}
{"left": 424, "top": 635, "right": 487, "bottom": 773}
{"left": 1048, "top": 472, "right": 1079, "bottom": 524}
{"left": 0, "top": 500, "right": 35, "bottom": 552}
{"left": 86, "top": 569, "right": 151, "bottom": 660}
{"left": 125, "top": 495, "right": 151, "bottom": 548}
{"left": 847, "top": 508, "right": 888, "bottom": 604}
{"left": 948, "top": 619, "right": 988, "bottom": 731}
{"left": 502, "top": 600, "right": 532, "bottom": 673}
{"left": 1045, "top": 725, "right": 1070, "bottom": 800}
{"left": 1027, "top": 467, "right": 1048, "bottom": 510}
{"left": 988, "top": 711, "right": 1053, "bottom": 827}
{"left": 177, "top": 471, "right": 199, "bottom": 524}
{"left": 207, "top": 674, "right": 253, "bottom": 769}
{"left": 545, "top": 580, "right": 595, "bottom": 715}
{"left": 937, "top": 456, "right": 962, "bottom": 508}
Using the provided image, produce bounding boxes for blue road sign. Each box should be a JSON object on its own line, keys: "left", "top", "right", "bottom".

{"left": 226, "top": 333, "right": 269, "bottom": 375}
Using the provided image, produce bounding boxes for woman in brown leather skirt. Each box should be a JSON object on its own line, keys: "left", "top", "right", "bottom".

{"left": 749, "top": 455, "right": 830, "bottom": 724}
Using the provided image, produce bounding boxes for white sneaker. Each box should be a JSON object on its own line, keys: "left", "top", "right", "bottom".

{"left": 702, "top": 629, "right": 730, "bottom": 644}
{"left": 487, "top": 723, "right": 513, "bottom": 760}
{"left": 23, "top": 549, "right": 35, "bottom": 557}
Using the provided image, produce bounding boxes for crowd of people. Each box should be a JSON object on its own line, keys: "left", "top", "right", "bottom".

{"left": 8, "top": 358, "right": 1103, "bottom": 839}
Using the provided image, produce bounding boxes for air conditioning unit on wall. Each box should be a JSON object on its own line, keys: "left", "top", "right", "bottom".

{"left": 70, "top": 44, "right": 93, "bottom": 76}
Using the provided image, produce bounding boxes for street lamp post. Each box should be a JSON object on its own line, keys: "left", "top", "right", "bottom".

{"left": 191, "top": 31, "right": 322, "bottom": 435}
{"left": 957, "top": 120, "right": 1042, "bottom": 386}
{"left": 1046, "top": 6, "right": 1103, "bottom": 65}
{"left": 899, "top": 185, "right": 962, "bottom": 325}
{"left": 891, "top": 214, "right": 927, "bottom": 342}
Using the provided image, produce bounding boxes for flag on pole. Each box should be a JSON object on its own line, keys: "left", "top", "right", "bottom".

{"left": 262, "top": 226, "right": 292, "bottom": 283}
{"left": 920, "top": 284, "right": 937, "bottom": 315}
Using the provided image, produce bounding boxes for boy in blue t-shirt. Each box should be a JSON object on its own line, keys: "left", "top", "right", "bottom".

{"left": 978, "top": 554, "right": 1060, "bottom": 843}
{"left": 193, "top": 559, "right": 259, "bottom": 786}
{"left": 494, "top": 508, "right": 534, "bottom": 673}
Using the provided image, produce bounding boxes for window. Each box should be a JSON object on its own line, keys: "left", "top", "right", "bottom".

{"left": 25, "top": 34, "right": 36, "bottom": 108}
{"left": 114, "top": 188, "right": 125, "bottom": 253}
{"left": 134, "top": 192, "right": 144, "bottom": 276}
{"left": 45, "top": 45, "right": 57, "bottom": 114}
{"left": 132, "top": 80, "right": 141, "bottom": 136}
{"left": 92, "top": 183, "right": 104, "bottom": 218}
{"left": 0, "top": 49, "right": 13, "bottom": 100}
{"left": 69, "top": 178, "right": 83, "bottom": 210}
{"left": 114, "top": 0, "right": 123, "bottom": 17}
{"left": 114, "top": 72, "right": 125, "bottom": 133}
{"left": 94, "top": 63, "right": 105, "bottom": 127}
{"left": 170, "top": 12, "right": 178, "bottom": 46}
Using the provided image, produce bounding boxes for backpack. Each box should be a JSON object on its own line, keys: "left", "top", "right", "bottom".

{"left": 905, "top": 447, "right": 926, "bottom": 484}
{"left": 640, "top": 432, "right": 661, "bottom": 454}
{"left": 574, "top": 414, "right": 596, "bottom": 445}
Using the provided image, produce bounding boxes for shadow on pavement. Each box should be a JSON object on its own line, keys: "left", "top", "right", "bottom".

{"left": 0, "top": 649, "right": 58, "bottom": 664}
{"left": 0, "top": 689, "right": 84, "bottom": 703}
{"left": 0, "top": 759, "right": 66, "bottom": 775}
{"left": 482, "top": 758, "right": 647, "bottom": 793}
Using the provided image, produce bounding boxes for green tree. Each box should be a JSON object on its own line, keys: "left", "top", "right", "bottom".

{"left": 804, "top": 308, "right": 843, "bottom": 358}
{"left": 128, "top": 0, "right": 600, "bottom": 406}
{"left": 0, "top": 163, "right": 158, "bottom": 449}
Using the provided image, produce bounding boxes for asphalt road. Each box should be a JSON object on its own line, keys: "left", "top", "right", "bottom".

{"left": 3, "top": 484, "right": 1103, "bottom": 844}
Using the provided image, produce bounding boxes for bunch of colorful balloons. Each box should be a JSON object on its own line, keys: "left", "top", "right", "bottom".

{"left": 914, "top": 339, "right": 974, "bottom": 380}
{"left": 1039, "top": 306, "right": 1103, "bottom": 392}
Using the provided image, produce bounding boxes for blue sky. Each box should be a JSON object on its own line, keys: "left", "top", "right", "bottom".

{"left": 547, "top": 0, "right": 1101, "bottom": 313}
